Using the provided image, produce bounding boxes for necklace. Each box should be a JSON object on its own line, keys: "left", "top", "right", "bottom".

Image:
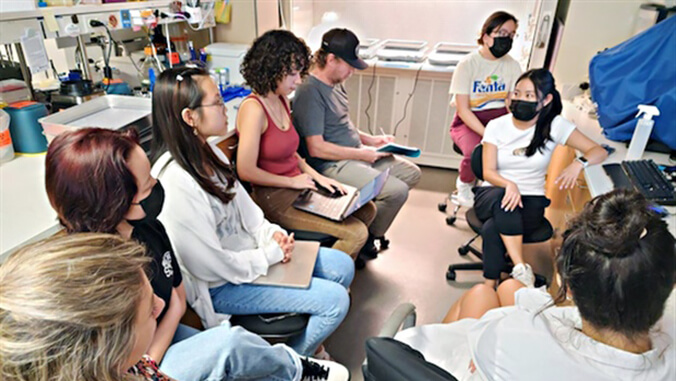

{"left": 260, "top": 95, "right": 289, "bottom": 131}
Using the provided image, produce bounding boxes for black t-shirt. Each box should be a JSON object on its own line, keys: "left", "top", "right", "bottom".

{"left": 131, "top": 220, "right": 182, "bottom": 323}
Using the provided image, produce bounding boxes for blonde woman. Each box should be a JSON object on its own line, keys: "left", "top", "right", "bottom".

{"left": 0, "top": 233, "right": 167, "bottom": 381}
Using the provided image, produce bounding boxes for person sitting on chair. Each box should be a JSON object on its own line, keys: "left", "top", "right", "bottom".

{"left": 0, "top": 233, "right": 172, "bottom": 380}
{"left": 292, "top": 28, "right": 422, "bottom": 260}
{"left": 476, "top": 68, "right": 607, "bottom": 288}
{"left": 150, "top": 67, "right": 354, "bottom": 360}
{"left": 397, "top": 189, "right": 675, "bottom": 380}
{"left": 449, "top": 11, "right": 522, "bottom": 207}
{"left": 236, "top": 29, "right": 376, "bottom": 265}
{"left": 44, "top": 127, "right": 348, "bottom": 380}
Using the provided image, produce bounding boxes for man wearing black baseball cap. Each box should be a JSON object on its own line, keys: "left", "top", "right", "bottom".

{"left": 292, "top": 28, "right": 421, "bottom": 264}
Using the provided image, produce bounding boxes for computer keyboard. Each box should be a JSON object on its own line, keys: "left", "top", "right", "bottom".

{"left": 603, "top": 160, "right": 676, "bottom": 205}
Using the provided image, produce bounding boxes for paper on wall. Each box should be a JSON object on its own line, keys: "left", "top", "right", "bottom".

{"left": 20, "top": 28, "right": 50, "bottom": 75}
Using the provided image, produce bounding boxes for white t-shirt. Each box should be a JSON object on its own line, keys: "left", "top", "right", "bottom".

{"left": 395, "top": 288, "right": 676, "bottom": 381}
{"left": 481, "top": 114, "right": 576, "bottom": 196}
{"left": 449, "top": 50, "right": 522, "bottom": 111}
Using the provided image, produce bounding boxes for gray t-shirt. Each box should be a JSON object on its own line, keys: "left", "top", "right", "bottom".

{"left": 292, "top": 75, "right": 361, "bottom": 170}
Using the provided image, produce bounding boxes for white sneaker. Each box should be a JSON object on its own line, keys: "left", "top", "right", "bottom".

{"left": 300, "top": 357, "right": 350, "bottom": 381}
{"left": 511, "top": 263, "right": 535, "bottom": 288}
{"left": 454, "top": 177, "right": 474, "bottom": 207}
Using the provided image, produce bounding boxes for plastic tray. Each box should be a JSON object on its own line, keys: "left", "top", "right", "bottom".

{"left": 39, "top": 95, "right": 151, "bottom": 141}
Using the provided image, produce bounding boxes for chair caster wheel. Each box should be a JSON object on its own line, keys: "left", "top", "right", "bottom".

{"left": 378, "top": 237, "right": 390, "bottom": 250}
{"left": 446, "top": 216, "right": 456, "bottom": 225}
{"left": 458, "top": 246, "right": 469, "bottom": 256}
{"left": 438, "top": 202, "right": 447, "bottom": 212}
{"left": 446, "top": 270, "right": 456, "bottom": 281}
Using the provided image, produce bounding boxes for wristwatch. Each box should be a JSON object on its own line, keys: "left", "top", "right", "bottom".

{"left": 576, "top": 156, "right": 589, "bottom": 169}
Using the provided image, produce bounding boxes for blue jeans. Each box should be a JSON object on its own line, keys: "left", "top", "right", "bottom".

{"left": 160, "top": 324, "right": 301, "bottom": 380}
{"left": 209, "top": 247, "right": 355, "bottom": 356}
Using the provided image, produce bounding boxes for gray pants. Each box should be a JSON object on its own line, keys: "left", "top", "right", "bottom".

{"left": 321, "top": 155, "right": 421, "bottom": 237}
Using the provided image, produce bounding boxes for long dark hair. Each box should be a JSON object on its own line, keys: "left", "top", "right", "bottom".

{"left": 151, "top": 67, "right": 235, "bottom": 204}
{"left": 477, "top": 11, "right": 518, "bottom": 45}
{"left": 45, "top": 128, "right": 139, "bottom": 233}
{"left": 240, "top": 29, "right": 311, "bottom": 95}
{"left": 517, "top": 69, "right": 562, "bottom": 157}
{"left": 556, "top": 189, "right": 675, "bottom": 338}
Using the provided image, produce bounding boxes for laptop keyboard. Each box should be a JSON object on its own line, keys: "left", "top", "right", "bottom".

{"left": 310, "top": 194, "right": 349, "bottom": 217}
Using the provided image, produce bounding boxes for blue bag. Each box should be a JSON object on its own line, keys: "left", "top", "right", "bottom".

{"left": 589, "top": 16, "right": 676, "bottom": 150}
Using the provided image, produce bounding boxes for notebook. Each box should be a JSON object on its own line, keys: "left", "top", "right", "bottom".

{"left": 292, "top": 169, "right": 390, "bottom": 221}
{"left": 377, "top": 142, "right": 421, "bottom": 157}
{"left": 252, "top": 241, "right": 320, "bottom": 288}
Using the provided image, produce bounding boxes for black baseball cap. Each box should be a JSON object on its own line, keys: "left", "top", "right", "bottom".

{"left": 321, "top": 28, "right": 368, "bottom": 70}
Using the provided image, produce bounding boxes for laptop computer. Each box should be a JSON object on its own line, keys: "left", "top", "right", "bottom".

{"left": 252, "top": 241, "right": 320, "bottom": 288}
{"left": 292, "top": 168, "right": 390, "bottom": 221}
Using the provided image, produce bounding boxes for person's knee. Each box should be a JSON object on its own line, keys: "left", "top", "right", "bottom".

{"left": 380, "top": 178, "right": 410, "bottom": 206}
{"left": 319, "top": 248, "right": 355, "bottom": 286}
{"left": 322, "top": 284, "right": 350, "bottom": 321}
{"left": 467, "top": 283, "right": 497, "bottom": 299}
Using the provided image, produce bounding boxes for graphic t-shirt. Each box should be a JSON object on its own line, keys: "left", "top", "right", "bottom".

{"left": 131, "top": 220, "right": 183, "bottom": 322}
{"left": 449, "top": 49, "right": 522, "bottom": 111}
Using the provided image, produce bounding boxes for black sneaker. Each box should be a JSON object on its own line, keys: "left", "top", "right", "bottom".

{"left": 300, "top": 357, "right": 349, "bottom": 381}
{"left": 354, "top": 256, "right": 366, "bottom": 270}
{"left": 359, "top": 235, "right": 379, "bottom": 259}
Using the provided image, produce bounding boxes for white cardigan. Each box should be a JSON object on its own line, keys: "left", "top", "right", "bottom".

{"left": 152, "top": 142, "right": 285, "bottom": 328}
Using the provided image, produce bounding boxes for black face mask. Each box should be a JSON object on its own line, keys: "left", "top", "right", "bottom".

{"left": 489, "top": 36, "right": 513, "bottom": 59}
{"left": 128, "top": 181, "right": 165, "bottom": 226}
{"left": 510, "top": 100, "right": 540, "bottom": 121}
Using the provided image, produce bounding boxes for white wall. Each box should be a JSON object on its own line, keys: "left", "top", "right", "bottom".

{"left": 552, "top": 0, "right": 667, "bottom": 89}
{"left": 291, "top": 0, "right": 537, "bottom": 51}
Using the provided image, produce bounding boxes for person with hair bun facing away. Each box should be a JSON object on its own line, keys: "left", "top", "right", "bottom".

{"left": 236, "top": 29, "right": 376, "bottom": 267}
{"left": 476, "top": 68, "right": 607, "bottom": 288}
{"left": 396, "top": 189, "right": 675, "bottom": 380}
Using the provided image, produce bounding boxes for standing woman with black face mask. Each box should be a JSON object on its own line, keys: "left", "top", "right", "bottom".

{"left": 475, "top": 68, "right": 607, "bottom": 289}
{"left": 449, "top": 11, "right": 523, "bottom": 207}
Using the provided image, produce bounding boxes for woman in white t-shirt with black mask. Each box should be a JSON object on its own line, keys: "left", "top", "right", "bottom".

{"left": 476, "top": 68, "right": 607, "bottom": 288}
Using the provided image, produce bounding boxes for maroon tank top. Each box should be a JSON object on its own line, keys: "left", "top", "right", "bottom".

{"left": 244, "top": 95, "right": 301, "bottom": 177}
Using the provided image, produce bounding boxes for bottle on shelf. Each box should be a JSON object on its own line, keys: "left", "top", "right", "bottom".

{"left": 138, "top": 46, "right": 165, "bottom": 91}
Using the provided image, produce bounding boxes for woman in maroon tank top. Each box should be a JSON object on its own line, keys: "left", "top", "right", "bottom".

{"left": 236, "top": 30, "right": 376, "bottom": 266}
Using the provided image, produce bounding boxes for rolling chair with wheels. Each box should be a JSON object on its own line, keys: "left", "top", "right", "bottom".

{"left": 438, "top": 143, "right": 468, "bottom": 226}
{"left": 446, "top": 145, "right": 553, "bottom": 284}
{"left": 362, "top": 303, "right": 458, "bottom": 381}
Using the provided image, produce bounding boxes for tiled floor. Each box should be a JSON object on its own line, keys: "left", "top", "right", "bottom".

{"left": 325, "top": 166, "right": 486, "bottom": 380}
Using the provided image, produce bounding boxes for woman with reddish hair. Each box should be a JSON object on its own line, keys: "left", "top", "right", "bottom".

{"left": 44, "top": 127, "right": 348, "bottom": 380}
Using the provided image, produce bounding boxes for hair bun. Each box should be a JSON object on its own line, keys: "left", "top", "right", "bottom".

{"left": 583, "top": 190, "right": 652, "bottom": 258}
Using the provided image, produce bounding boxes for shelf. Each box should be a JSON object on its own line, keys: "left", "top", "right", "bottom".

{"left": 0, "top": 1, "right": 173, "bottom": 22}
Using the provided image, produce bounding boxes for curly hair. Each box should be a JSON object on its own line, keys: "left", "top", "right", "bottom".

{"left": 240, "top": 29, "right": 311, "bottom": 95}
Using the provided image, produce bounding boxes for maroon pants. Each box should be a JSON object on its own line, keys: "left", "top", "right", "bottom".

{"left": 450, "top": 107, "right": 509, "bottom": 183}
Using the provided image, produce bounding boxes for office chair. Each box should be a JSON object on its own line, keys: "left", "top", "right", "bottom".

{"left": 362, "top": 303, "right": 458, "bottom": 381}
{"left": 438, "top": 143, "right": 466, "bottom": 225}
{"left": 446, "top": 145, "right": 553, "bottom": 284}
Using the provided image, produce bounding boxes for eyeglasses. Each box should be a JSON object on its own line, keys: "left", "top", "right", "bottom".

{"left": 194, "top": 98, "right": 226, "bottom": 112}
{"left": 491, "top": 29, "right": 517, "bottom": 39}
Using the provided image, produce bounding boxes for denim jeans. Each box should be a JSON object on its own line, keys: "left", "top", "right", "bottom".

{"left": 159, "top": 323, "right": 302, "bottom": 381}
{"left": 209, "top": 247, "right": 355, "bottom": 356}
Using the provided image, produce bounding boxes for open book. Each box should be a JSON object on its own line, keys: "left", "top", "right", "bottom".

{"left": 376, "top": 142, "right": 421, "bottom": 158}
